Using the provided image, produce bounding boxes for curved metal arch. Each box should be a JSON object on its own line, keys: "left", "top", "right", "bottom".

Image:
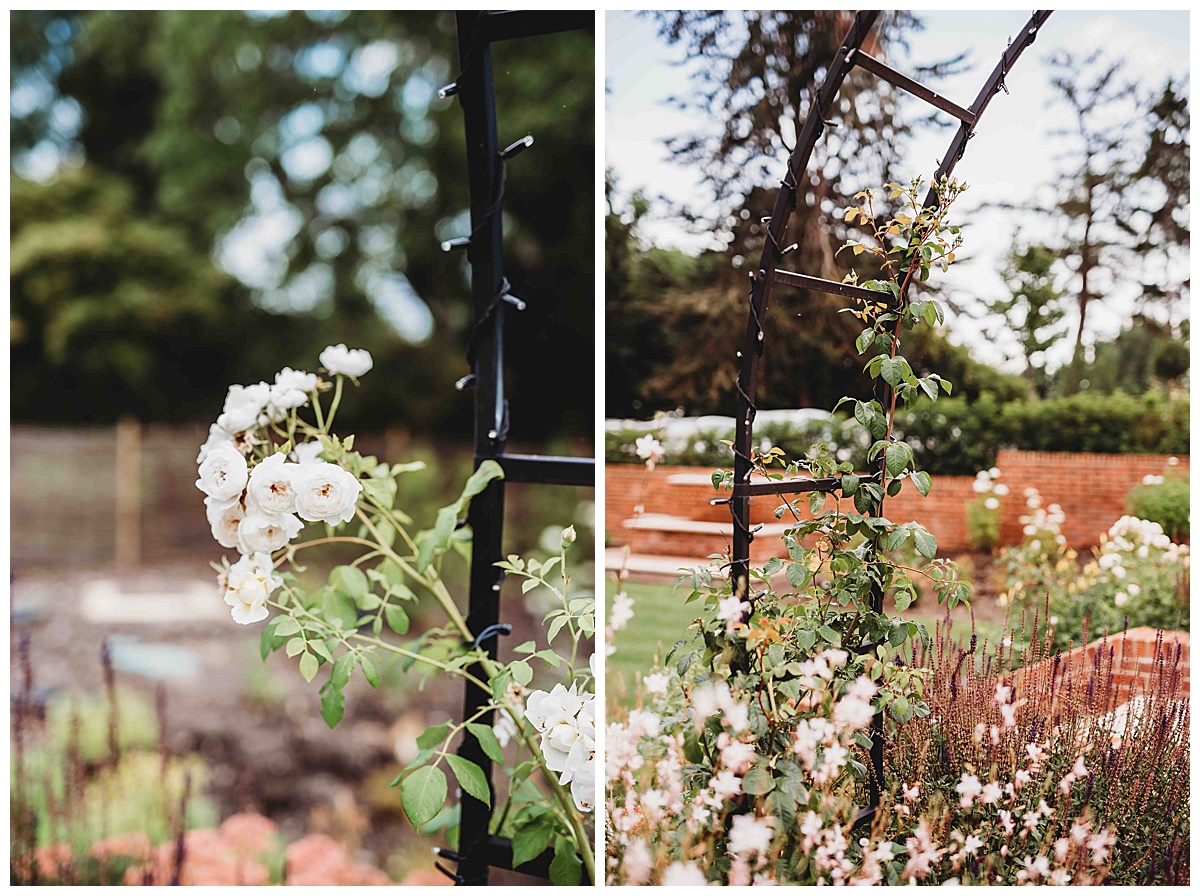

{"left": 730, "top": 10, "right": 1053, "bottom": 589}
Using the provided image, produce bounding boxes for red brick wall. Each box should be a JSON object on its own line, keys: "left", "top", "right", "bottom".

{"left": 1014, "top": 627, "right": 1190, "bottom": 706}
{"left": 606, "top": 451, "right": 1189, "bottom": 555}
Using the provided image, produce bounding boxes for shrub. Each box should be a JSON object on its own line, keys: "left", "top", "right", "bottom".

{"left": 1126, "top": 474, "right": 1189, "bottom": 541}
{"left": 964, "top": 467, "right": 1008, "bottom": 552}
{"left": 1000, "top": 513, "right": 1190, "bottom": 651}
{"left": 606, "top": 389, "right": 1189, "bottom": 476}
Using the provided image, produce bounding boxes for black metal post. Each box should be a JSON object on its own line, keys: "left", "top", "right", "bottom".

{"left": 455, "top": 10, "right": 506, "bottom": 886}
{"left": 444, "top": 10, "right": 596, "bottom": 885}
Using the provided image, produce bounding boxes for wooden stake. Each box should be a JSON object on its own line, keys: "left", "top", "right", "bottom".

{"left": 115, "top": 416, "right": 141, "bottom": 568}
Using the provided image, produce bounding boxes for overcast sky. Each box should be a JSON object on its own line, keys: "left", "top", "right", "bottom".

{"left": 606, "top": 10, "right": 1190, "bottom": 374}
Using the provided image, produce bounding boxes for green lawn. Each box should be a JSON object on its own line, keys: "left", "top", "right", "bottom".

{"left": 605, "top": 579, "right": 1009, "bottom": 706}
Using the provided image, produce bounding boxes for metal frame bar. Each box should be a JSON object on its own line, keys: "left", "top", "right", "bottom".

{"left": 773, "top": 269, "right": 892, "bottom": 304}
{"left": 851, "top": 51, "right": 976, "bottom": 124}
{"left": 448, "top": 10, "right": 594, "bottom": 886}
{"left": 728, "top": 9, "right": 1051, "bottom": 825}
{"left": 480, "top": 10, "right": 594, "bottom": 43}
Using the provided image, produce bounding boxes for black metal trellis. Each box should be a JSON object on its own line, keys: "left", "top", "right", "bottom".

{"left": 435, "top": 10, "right": 594, "bottom": 886}
{"left": 727, "top": 10, "right": 1052, "bottom": 823}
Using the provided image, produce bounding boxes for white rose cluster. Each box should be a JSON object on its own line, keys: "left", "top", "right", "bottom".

{"left": 524, "top": 678, "right": 596, "bottom": 813}
{"left": 972, "top": 467, "right": 1008, "bottom": 502}
{"left": 197, "top": 347, "right": 371, "bottom": 625}
{"left": 1019, "top": 487, "right": 1066, "bottom": 543}
{"left": 1097, "top": 515, "right": 1189, "bottom": 607}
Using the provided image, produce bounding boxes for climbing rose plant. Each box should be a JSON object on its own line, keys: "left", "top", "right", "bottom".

{"left": 197, "top": 347, "right": 594, "bottom": 884}
{"left": 609, "top": 177, "right": 981, "bottom": 882}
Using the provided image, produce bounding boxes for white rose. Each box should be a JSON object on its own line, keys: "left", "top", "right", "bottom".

{"left": 984, "top": 497, "right": 1000, "bottom": 510}
{"left": 206, "top": 497, "right": 246, "bottom": 549}
{"left": 265, "top": 367, "right": 317, "bottom": 420}
{"left": 224, "top": 552, "right": 278, "bottom": 625}
{"left": 988, "top": 467, "right": 1001, "bottom": 479}
{"left": 293, "top": 461, "right": 363, "bottom": 524}
{"left": 245, "top": 453, "right": 300, "bottom": 516}
{"left": 290, "top": 441, "right": 325, "bottom": 465}
{"left": 993, "top": 484, "right": 1009, "bottom": 497}
{"left": 319, "top": 344, "right": 373, "bottom": 377}
{"left": 218, "top": 382, "right": 271, "bottom": 433}
{"left": 197, "top": 424, "right": 236, "bottom": 465}
{"left": 196, "top": 446, "right": 249, "bottom": 501}
{"left": 275, "top": 366, "right": 317, "bottom": 396}
{"left": 238, "top": 511, "right": 303, "bottom": 554}
{"left": 972, "top": 479, "right": 990, "bottom": 494}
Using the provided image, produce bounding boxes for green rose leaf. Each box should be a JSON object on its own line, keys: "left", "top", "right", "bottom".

{"left": 298, "top": 652, "right": 319, "bottom": 683}
{"left": 912, "top": 527, "right": 938, "bottom": 560}
{"left": 912, "top": 471, "right": 932, "bottom": 497}
{"left": 885, "top": 442, "right": 912, "bottom": 479}
{"left": 416, "top": 723, "right": 450, "bottom": 750}
{"left": 742, "top": 766, "right": 775, "bottom": 795}
{"left": 384, "top": 603, "right": 410, "bottom": 635}
{"left": 320, "top": 685, "right": 345, "bottom": 728}
{"left": 321, "top": 590, "right": 359, "bottom": 631}
{"left": 510, "top": 660, "right": 533, "bottom": 687}
{"left": 401, "top": 765, "right": 448, "bottom": 830}
{"left": 330, "top": 653, "right": 354, "bottom": 690}
{"left": 331, "top": 565, "right": 369, "bottom": 599}
{"left": 880, "top": 356, "right": 903, "bottom": 387}
{"left": 548, "top": 835, "right": 583, "bottom": 886}
{"left": 511, "top": 815, "right": 556, "bottom": 869}
{"left": 358, "top": 654, "right": 380, "bottom": 688}
{"left": 446, "top": 754, "right": 491, "bottom": 806}
{"left": 465, "top": 722, "right": 506, "bottom": 764}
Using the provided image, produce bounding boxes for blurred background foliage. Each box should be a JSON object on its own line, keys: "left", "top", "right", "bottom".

{"left": 605, "top": 11, "right": 1188, "bottom": 421}
{"left": 11, "top": 10, "right": 594, "bottom": 439}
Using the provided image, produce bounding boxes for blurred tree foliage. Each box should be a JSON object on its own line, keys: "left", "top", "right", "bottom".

{"left": 606, "top": 13, "right": 1188, "bottom": 418}
{"left": 11, "top": 10, "right": 594, "bottom": 436}
{"left": 605, "top": 175, "right": 1026, "bottom": 417}
{"left": 604, "top": 11, "right": 1017, "bottom": 417}
{"left": 987, "top": 243, "right": 1067, "bottom": 398}
{"left": 1044, "top": 52, "right": 1189, "bottom": 394}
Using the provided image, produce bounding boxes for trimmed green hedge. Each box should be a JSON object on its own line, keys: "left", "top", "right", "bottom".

{"left": 606, "top": 389, "right": 1189, "bottom": 476}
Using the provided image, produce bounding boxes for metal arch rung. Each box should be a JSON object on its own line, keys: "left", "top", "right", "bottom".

{"left": 731, "top": 471, "right": 879, "bottom": 498}
{"left": 496, "top": 453, "right": 595, "bottom": 486}
{"left": 732, "top": 476, "right": 841, "bottom": 497}
{"left": 480, "top": 11, "right": 594, "bottom": 43}
{"left": 774, "top": 270, "right": 886, "bottom": 304}
{"left": 852, "top": 52, "right": 975, "bottom": 125}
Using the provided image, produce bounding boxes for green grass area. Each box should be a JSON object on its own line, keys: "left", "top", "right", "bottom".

{"left": 606, "top": 580, "right": 711, "bottom": 699}
{"left": 605, "top": 579, "right": 1010, "bottom": 706}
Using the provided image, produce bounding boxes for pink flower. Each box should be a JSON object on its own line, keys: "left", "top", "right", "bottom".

{"left": 710, "top": 769, "right": 743, "bottom": 800}
{"left": 727, "top": 814, "right": 776, "bottom": 857}
{"left": 955, "top": 773, "right": 983, "bottom": 808}
{"left": 719, "top": 736, "right": 757, "bottom": 774}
